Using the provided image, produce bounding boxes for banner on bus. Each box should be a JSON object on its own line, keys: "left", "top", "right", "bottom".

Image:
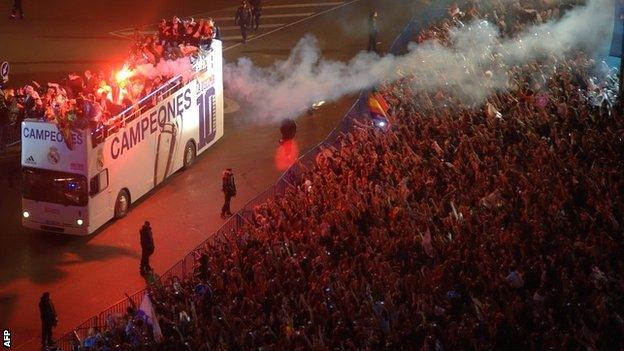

{"left": 21, "top": 121, "right": 88, "bottom": 174}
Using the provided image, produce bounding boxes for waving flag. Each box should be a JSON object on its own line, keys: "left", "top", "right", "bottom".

{"left": 137, "top": 293, "right": 163, "bottom": 342}
{"left": 368, "top": 92, "right": 389, "bottom": 118}
{"left": 373, "top": 91, "right": 390, "bottom": 113}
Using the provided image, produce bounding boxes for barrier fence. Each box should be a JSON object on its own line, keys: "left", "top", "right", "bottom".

{"left": 0, "top": 122, "right": 21, "bottom": 148}
{"left": 54, "top": 4, "right": 449, "bottom": 348}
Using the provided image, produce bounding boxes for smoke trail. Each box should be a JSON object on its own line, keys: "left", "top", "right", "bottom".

{"left": 224, "top": 0, "right": 612, "bottom": 123}
{"left": 133, "top": 57, "right": 193, "bottom": 80}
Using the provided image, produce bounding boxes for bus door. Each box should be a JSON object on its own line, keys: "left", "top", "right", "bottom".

{"left": 154, "top": 122, "right": 178, "bottom": 186}
{"left": 89, "top": 168, "right": 111, "bottom": 229}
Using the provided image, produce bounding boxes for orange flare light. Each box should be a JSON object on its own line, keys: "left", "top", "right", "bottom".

{"left": 274, "top": 140, "right": 299, "bottom": 171}
{"left": 115, "top": 65, "right": 133, "bottom": 83}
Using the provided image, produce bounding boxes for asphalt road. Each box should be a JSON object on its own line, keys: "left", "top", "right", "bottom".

{"left": 0, "top": 0, "right": 426, "bottom": 349}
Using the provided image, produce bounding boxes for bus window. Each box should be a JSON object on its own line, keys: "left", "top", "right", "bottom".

{"left": 23, "top": 168, "right": 88, "bottom": 206}
{"left": 90, "top": 169, "right": 109, "bottom": 196}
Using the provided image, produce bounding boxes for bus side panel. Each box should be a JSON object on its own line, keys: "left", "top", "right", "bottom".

{"left": 213, "top": 42, "right": 225, "bottom": 152}
{"left": 87, "top": 143, "right": 112, "bottom": 233}
{"left": 87, "top": 190, "right": 112, "bottom": 234}
{"left": 215, "top": 41, "right": 225, "bottom": 148}
{"left": 175, "top": 82, "right": 200, "bottom": 172}
{"left": 167, "top": 42, "right": 225, "bottom": 173}
{"left": 103, "top": 106, "right": 164, "bottom": 209}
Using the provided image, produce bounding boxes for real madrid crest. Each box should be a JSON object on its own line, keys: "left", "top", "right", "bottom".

{"left": 47, "top": 146, "right": 60, "bottom": 165}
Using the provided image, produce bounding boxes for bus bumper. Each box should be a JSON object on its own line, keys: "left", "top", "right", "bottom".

{"left": 22, "top": 218, "right": 90, "bottom": 235}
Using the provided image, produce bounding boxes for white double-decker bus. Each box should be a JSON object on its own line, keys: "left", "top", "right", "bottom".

{"left": 20, "top": 41, "right": 224, "bottom": 235}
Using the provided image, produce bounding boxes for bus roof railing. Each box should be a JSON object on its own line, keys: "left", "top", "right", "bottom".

{"left": 90, "top": 73, "right": 184, "bottom": 145}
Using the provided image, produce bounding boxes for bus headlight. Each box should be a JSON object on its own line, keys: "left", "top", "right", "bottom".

{"left": 23, "top": 211, "right": 30, "bottom": 218}
{"left": 76, "top": 219, "right": 84, "bottom": 226}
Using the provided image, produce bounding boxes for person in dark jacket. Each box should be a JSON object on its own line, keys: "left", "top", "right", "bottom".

{"left": 65, "top": 73, "right": 84, "bottom": 99}
{"left": 367, "top": 10, "right": 379, "bottom": 52}
{"left": 235, "top": 1, "right": 253, "bottom": 43}
{"left": 140, "top": 221, "right": 155, "bottom": 275}
{"left": 249, "top": 0, "right": 262, "bottom": 29}
{"left": 10, "top": 0, "right": 23, "bottom": 19}
{"left": 221, "top": 168, "right": 237, "bottom": 218}
{"left": 279, "top": 118, "right": 297, "bottom": 144}
{"left": 39, "top": 292, "right": 57, "bottom": 348}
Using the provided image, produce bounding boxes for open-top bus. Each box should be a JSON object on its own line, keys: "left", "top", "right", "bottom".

{"left": 20, "top": 41, "right": 224, "bottom": 235}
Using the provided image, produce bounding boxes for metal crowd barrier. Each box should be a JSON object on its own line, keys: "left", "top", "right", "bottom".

{"left": 54, "top": 8, "right": 448, "bottom": 348}
{"left": 0, "top": 123, "right": 21, "bottom": 148}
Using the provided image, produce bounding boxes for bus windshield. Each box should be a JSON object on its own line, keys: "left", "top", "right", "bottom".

{"left": 23, "top": 168, "right": 88, "bottom": 207}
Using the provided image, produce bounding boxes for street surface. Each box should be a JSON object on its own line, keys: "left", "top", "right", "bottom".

{"left": 0, "top": 0, "right": 425, "bottom": 349}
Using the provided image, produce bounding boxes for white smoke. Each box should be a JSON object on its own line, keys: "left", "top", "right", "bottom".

{"left": 133, "top": 57, "right": 193, "bottom": 80}
{"left": 224, "top": 0, "right": 612, "bottom": 123}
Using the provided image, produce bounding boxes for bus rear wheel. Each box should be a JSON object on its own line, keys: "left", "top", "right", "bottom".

{"left": 114, "top": 189, "right": 130, "bottom": 218}
{"left": 183, "top": 141, "right": 196, "bottom": 169}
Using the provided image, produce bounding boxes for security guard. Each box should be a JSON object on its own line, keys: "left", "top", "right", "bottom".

{"left": 139, "top": 221, "right": 155, "bottom": 276}
{"left": 221, "top": 168, "right": 237, "bottom": 218}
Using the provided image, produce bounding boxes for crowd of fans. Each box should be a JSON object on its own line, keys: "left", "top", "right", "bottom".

{"left": 134, "top": 17, "right": 220, "bottom": 65}
{"left": 66, "top": 0, "right": 623, "bottom": 350}
{"left": 0, "top": 16, "right": 219, "bottom": 142}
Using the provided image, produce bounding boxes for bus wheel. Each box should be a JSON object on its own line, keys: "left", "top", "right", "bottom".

{"left": 183, "top": 141, "right": 196, "bottom": 169}
{"left": 114, "top": 189, "right": 130, "bottom": 218}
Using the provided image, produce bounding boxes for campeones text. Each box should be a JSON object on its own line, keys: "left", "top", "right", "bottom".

{"left": 110, "top": 88, "right": 192, "bottom": 159}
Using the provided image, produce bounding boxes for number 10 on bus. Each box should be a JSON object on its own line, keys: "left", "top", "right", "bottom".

{"left": 197, "top": 87, "right": 217, "bottom": 149}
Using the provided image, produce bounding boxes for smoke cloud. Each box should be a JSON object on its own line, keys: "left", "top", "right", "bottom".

{"left": 224, "top": 0, "right": 612, "bottom": 123}
{"left": 133, "top": 57, "right": 193, "bottom": 80}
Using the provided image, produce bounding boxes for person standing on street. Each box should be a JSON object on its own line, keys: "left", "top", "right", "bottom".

{"left": 221, "top": 168, "right": 237, "bottom": 218}
{"left": 10, "top": 0, "right": 23, "bottom": 19}
{"left": 235, "top": 1, "right": 253, "bottom": 43}
{"left": 39, "top": 292, "right": 57, "bottom": 349}
{"left": 140, "top": 221, "right": 155, "bottom": 276}
{"left": 249, "top": 0, "right": 262, "bottom": 30}
{"left": 367, "top": 10, "right": 379, "bottom": 53}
